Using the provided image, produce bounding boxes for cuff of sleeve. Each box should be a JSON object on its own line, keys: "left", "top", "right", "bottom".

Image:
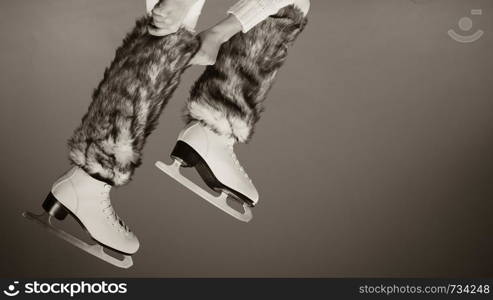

{"left": 227, "top": 0, "right": 277, "bottom": 33}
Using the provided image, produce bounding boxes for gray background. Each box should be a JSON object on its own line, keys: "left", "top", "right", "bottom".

{"left": 0, "top": 0, "right": 492, "bottom": 277}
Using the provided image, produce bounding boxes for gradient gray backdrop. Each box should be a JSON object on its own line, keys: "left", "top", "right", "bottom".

{"left": 1, "top": 0, "right": 492, "bottom": 277}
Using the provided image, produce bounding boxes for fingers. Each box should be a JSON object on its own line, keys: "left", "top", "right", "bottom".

{"left": 148, "top": 25, "right": 173, "bottom": 36}
{"left": 152, "top": 10, "right": 174, "bottom": 27}
{"left": 148, "top": 24, "right": 178, "bottom": 36}
{"left": 189, "top": 50, "right": 216, "bottom": 66}
{"left": 148, "top": 6, "right": 181, "bottom": 36}
{"left": 148, "top": 12, "right": 180, "bottom": 36}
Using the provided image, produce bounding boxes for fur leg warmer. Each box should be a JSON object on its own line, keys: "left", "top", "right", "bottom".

{"left": 68, "top": 16, "right": 200, "bottom": 186}
{"left": 184, "top": 5, "right": 307, "bottom": 143}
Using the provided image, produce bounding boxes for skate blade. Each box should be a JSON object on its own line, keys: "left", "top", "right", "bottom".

{"left": 156, "top": 160, "right": 253, "bottom": 222}
{"left": 22, "top": 211, "right": 133, "bottom": 269}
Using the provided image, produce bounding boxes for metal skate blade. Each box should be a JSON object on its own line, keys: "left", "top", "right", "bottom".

{"left": 155, "top": 160, "right": 253, "bottom": 222}
{"left": 22, "top": 211, "right": 133, "bottom": 269}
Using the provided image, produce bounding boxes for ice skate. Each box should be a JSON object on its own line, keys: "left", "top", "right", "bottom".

{"left": 147, "top": 0, "right": 205, "bottom": 36}
{"left": 156, "top": 122, "right": 258, "bottom": 222}
{"left": 23, "top": 167, "right": 139, "bottom": 269}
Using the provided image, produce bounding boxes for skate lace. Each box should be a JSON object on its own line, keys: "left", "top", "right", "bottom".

{"left": 100, "top": 185, "right": 131, "bottom": 235}
{"left": 227, "top": 142, "right": 252, "bottom": 184}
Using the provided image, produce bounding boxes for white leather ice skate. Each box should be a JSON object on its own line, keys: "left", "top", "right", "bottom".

{"left": 156, "top": 122, "right": 258, "bottom": 222}
{"left": 23, "top": 167, "right": 139, "bottom": 269}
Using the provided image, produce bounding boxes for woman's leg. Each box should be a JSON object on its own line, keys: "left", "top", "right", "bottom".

{"left": 68, "top": 14, "right": 200, "bottom": 186}
{"left": 155, "top": 4, "right": 309, "bottom": 222}
{"left": 24, "top": 2, "right": 204, "bottom": 267}
{"left": 184, "top": 4, "right": 308, "bottom": 143}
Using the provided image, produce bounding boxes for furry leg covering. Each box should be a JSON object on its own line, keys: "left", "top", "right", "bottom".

{"left": 68, "top": 17, "right": 200, "bottom": 186}
{"left": 185, "top": 5, "right": 307, "bottom": 143}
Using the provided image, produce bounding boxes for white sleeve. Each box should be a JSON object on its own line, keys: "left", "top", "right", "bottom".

{"left": 227, "top": 0, "right": 294, "bottom": 32}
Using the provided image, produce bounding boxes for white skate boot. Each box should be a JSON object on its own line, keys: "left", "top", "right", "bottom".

{"left": 156, "top": 122, "right": 258, "bottom": 222}
{"left": 23, "top": 167, "right": 139, "bottom": 268}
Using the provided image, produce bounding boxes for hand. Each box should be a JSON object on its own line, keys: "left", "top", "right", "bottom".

{"left": 189, "top": 29, "right": 224, "bottom": 66}
{"left": 189, "top": 15, "right": 243, "bottom": 66}
{"left": 148, "top": 4, "right": 180, "bottom": 36}
{"left": 148, "top": 0, "right": 198, "bottom": 36}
